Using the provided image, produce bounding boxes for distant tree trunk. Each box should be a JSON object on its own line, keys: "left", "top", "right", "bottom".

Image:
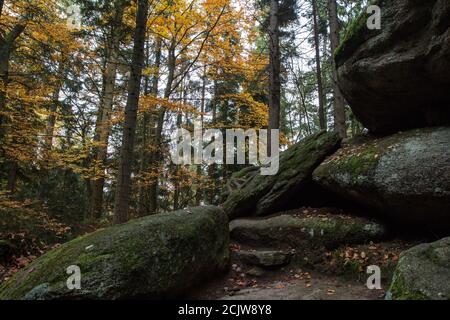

{"left": 91, "top": 1, "right": 126, "bottom": 220}
{"left": 312, "top": 0, "right": 326, "bottom": 130}
{"left": 137, "top": 38, "right": 161, "bottom": 216}
{"left": 1, "top": 44, "right": 17, "bottom": 194}
{"left": 90, "top": 0, "right": 127, "bottom": 221}
{"left": 0, "top": 46, "right": 10, "bottom": 120}
{"left": 1, "top": 21, "right": 26, "bottom": 193}
{"left": 37, "top": 59, "right": 66, "bottom": 199}
{"left": 207, "top": 80, "right": 218, "bottom": 204}
{"left": 196, "top": 65, "right": 207, "bottom": 206}
{"left": 268, "top": 0, "right": 281, "bottom": 134}
{"left": 173, "top": 110, "right": 182, "bottom": 210}
{"left": 113, "top": 0, "right": 149, "bottom": 224}
{"left": 0, "top": 22, "right": 26, "bottom": 137}
{"left": 0, "top": 0, "right": 4, "bottom": 18}
{"left": 147, "top": 39, "right": 176, "bottom": 214}
{"left": 44, "top": 60, "right": 66, "bottom": 150}
{"left": 328, "top": 0, "right": 347, "bottom": 138}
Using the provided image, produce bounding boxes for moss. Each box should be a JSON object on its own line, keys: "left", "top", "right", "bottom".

{"left": 314, "top": 144, "right": 380, "bottom": 188}
{"left": 389, "top": 271, "right": 428, "bottom": 300}
{"left": 334, "top": 0, "right": 381, "bottom": 64}
{"left": 231, "top": 214, "right": 385, "bottom": 254}
{"left": 314, "top": 129, "right": 430, "bottom": 187}
{"left": 0, "top": 206, "right": 230, "bottom": 300}
{"left": 225, "top": 131, "right": 342, "bottom": 219}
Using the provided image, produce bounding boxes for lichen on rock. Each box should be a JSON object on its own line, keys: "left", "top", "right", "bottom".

{"left": 388, "top": 237, "right": 450, "bottom": 300}
{"left": 313, "top": 127, "right": 450, "bottom": 232}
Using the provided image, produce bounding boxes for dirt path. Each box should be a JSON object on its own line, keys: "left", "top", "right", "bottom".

{"left": 220, "top": 273, "right": 385, "bottom": 300}
{"left": 190, "top": 257, "right": 387, "bottom": 300}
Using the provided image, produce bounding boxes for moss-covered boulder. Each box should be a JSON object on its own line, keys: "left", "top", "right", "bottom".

{"left": 0, "top": 206, "right": 229, "bottom": 300}
{"left": 313, "top": 127, "right": 450, "bottom": 232}
{"left": 336, "top": 0, "right": 450, "bottom": 133}
{"left": 222, "top": 131, "right": 341, "bottom": 220}
{"left": 230, "top": 213, "right": 385, "bottom": 250}
{"left": 388, "top": 237, "right": 450, "bottom": 300}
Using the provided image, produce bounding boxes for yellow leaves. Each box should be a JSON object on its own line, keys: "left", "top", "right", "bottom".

{"left": 30, "top": 30, "right": 50, "bottom": 43}
{"left": 139, "top": 95, "right": 202, "bottom": 115}
{"left": 142, "top": 66, "right": 160, "bottom": 77}
{"left": 0, "top": 192, "right": 33, "bottom": 210}
{"left": 219, "top": 92, "right": 268, "bottom": 128}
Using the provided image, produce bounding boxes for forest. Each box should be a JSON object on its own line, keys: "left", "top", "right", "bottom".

{"left": 0, "top": 0, "right": 449, "bottom": 302}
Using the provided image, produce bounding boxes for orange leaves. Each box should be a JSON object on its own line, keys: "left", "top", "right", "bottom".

{"left": 139, "top": 95, "right": 202, "bottom": 115}
{"left": 219, "top": 93, "right": 268, "bottom": 128}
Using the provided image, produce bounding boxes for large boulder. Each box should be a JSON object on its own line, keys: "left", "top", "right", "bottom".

{"left": 230, "top": 213, "right": 385, "bottom": 250}
{"left": 388, "top": 237, "right": 450, "bottom": 300}
{"left": 336, "top": 0, "right": 450, "bottom": 133}
{"left": 313, "top": 127, "right": 450, "bottom": 232}
{"left": 0, "top": 206, "right": 229, "bottom": 300}
{"left": 222, "top": 131, "right": 341, "bottom": 220}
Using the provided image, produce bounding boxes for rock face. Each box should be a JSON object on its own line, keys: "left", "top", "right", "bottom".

{"left": 236, "top": 250, "right": 291, "bottom": 269}
{"left": 313, "top": 127, "right": 450, "bottom": 232}
{"left": 222, "top": 131, "right": 341, "bottom": 220}
{"left": 230, "top": 214, "right": 385, "bottom": 250}
{"left": 336, "top": 0, "right": 450, "bottom": 133}
{"left": 388, "top": 237, "right": 450, "bottom": 300}
{"left": 0, "top": 206, "right": 229, "bottom": 300}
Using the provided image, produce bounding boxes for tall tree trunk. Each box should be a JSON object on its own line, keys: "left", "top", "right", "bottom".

{"left": 328, "top": 0, "right": 347, "bottom": 138}
{"left": 6, "top": 162, "right": 17, "bottom": 193}
{"left": 195, "top": 65, "right": 207, "bottom": 206}
{"left": 0, "top": 23, "right": 26, "bottom": 130}
{"left": 44, "top": 60, "right": 66, "bottom": 150}
{"left": 0, "top": 0, "right": 4, "bottom": 18}
{"left": 138, "top": 37, "right": 161, "bottom": 216}
{"left": 208, "top": 80, "right": 218, "bottom": 204}
{"left": 0, "top": 47, "right": 10, "bottom": 122}
{"left": 1, "top": 22, "right": 26, "bottom": 193}
{"left": 37, "top": 59, "right": 66, "bottom": 199}
{"left": 113, "top": 0, "right": 149, "bottom": 224}
{"left": 312, "top": 0, "right": 326, "bottom": 131}
{"left": 90, "top": 0, "right": 127, "bottom": 221}
{"left": 268, "top": 0, "right": 281, "bottom": 133}
{"left": 147, "top": 40, "right": 176, "bottom": 214}
{"left": 173, "top": 110, "right": 182, "bottom": 210}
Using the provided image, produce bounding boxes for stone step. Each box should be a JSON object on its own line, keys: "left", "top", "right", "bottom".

{"left": 236, "top": 250, "right": 291, "bottom": 269}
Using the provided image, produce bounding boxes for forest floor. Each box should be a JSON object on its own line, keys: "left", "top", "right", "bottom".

{"left": 1, "top": 207, "right": 420, "bottom": 300}
{"left": 190, "top": 263, "right": 386, "bottom": 300}
{"left": 190, "top": 235, "right": 420, "bottom": 300}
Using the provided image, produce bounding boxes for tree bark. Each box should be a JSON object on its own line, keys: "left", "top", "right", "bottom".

{"left": 328, "top": 0, "right": 347, "bottom": 138}
{"left": 195, "top": 65, "right": 207, "bottom": 206}
{"left": 0, "top": 0, "right": 4, "bottom": 18}
{"left": 312, "top": 0, "right": 326, "bottom": 131}
{"left": 173, "top": 110, "right": 182, "bottom": 210}
{"left": 0, "top": 22, "right": 26, "bottom": 136}
{"left": 90, "top": 0, "right": 127, "bottom": 221}
{"left": 268, "top": 0, "right": 281, "bottom": 133}
{"left": 113, "top": 0, "right": 149, "bottom": 224}
{"left": 0, "top": 21, "right": 26, "bottom": 193}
